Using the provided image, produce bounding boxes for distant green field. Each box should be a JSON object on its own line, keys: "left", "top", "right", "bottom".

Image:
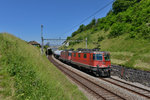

{"left": 0, "top": 33, "right": 87, "bottom": 100}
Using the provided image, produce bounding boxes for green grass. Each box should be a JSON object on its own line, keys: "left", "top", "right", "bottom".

{"left": 0, "top": 33, "right": 87, "bottom": 100}
{"left": 100, "top": 34, "right": 150, "bottom": 70}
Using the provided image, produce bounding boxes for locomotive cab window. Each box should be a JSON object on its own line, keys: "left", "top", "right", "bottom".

{"left": 74, "top": 53, "right": 76, "bottom": 57}
{"left": 69, "top": 53, "right": 72, "bottom": 56}
{"left": 78, "top": 53, "right": 80, "bottom": 57}
{"left": 96, "top": 54, "right": 102, "bottom": 60}
{"left": 93, "top": 54, "right": 95, "bottom": 60}
{"left": 84, "top": 54, "right": 87, "bottom": 58}
{"left": 93, "top": 54, "right": 102, "bottom": 61}
{"left": 104, "top": 54, "right": 110, "bottom": 61}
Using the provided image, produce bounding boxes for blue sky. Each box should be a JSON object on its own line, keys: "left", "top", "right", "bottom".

{"left": 0, "top": 0, "right": 114, "bottom": 43}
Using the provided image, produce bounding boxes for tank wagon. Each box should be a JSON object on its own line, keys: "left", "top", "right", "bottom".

{"left": 58, "top": 49, "right": 111, "bottom": 77}
{"left": 53, "top": 50, "right": 62, "bottom": 59}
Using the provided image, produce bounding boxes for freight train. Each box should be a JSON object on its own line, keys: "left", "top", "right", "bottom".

{"left": 53, "top": 50, "right": 62, "bottom": 59}
{"left": 53, "top": 49, "right": 111, "bottom": 77}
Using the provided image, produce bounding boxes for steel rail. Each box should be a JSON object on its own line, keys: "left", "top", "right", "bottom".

{"left": 49, "top": 55, "right": 125, "bottom": 100}
{"left": 101, "top": 78, "right": 150, "bottom": 99}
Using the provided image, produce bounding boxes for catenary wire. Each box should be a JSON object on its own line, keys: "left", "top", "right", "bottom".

{"left": 61, "top": 0, "right": 115, "bottom": 38}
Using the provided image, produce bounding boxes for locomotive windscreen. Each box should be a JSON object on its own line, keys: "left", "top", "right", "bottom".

{"left": 104, "top": 54, "right": 110, "bottom": 61}
{"left": 69, "top": 53, "right": 72, "bottom": 56}
{"left": 96, "top": 54, "right": 102, "bottom": 60}
{"left": 93, "top": 54, "right": 102, "bottom": 61}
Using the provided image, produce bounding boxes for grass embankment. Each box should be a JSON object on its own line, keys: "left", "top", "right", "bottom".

{"left": 0, "top": 33, "right": 87, "bottom": 100}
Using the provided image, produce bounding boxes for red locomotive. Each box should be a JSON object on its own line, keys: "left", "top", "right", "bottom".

{"left": 59, "top": 49, "right": 111, "bottom": 77}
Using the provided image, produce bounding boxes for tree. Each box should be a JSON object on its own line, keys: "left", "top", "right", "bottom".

{"left": 108, "top": 23, "right": 124, "bottom": 38}
{"left": 112, "top": 0, "right": 141, "bottom": 14}
{"left": 78, "top": 24, "right": 85, "bottom": 33}
{"left": 85, "top": 18, "right": 96, "bottom": 30}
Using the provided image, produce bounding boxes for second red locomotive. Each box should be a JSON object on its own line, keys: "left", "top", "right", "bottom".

{"left": 59, "top": 49, "right": 111, "bottom": 77}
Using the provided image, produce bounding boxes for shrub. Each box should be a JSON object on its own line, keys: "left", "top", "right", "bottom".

{"left": 98, "top": 36, "right": 104, "bottom": 42}
{"left": 104, "top": 24, "right": 110, "bottom": 31}
{"left": 129, "top": 31, "right": 137, "bottom": 38}
{"left": 91, "top": 28, "right": 98, "bottom": 34}
{"left": 108, "top": 23, "right": 125, "bottom": 38}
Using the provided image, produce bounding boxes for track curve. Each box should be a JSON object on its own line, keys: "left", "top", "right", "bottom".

{"left": 48, "top": 55, "right": 125, "bottom": 100}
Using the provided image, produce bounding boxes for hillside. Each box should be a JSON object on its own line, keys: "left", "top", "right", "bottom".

{"left": 0, "top": 33, "right": 87, "bottom": 100}
{"left": 63, "top": 0, "right": 150, "bottom": 71}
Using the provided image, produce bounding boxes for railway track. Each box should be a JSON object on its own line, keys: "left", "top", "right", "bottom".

{"left": 48, "top": 55, "right": 150, "bottom": 100}
{"left": 101, "top": 77, "right": 150, "bottom": 99}
{"left": 48, "top": 55, "right": 125, "bottom": 100}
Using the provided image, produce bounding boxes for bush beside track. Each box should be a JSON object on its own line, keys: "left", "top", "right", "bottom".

{"left": 0, "top": 33, "right": 87, "bottom": 100}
